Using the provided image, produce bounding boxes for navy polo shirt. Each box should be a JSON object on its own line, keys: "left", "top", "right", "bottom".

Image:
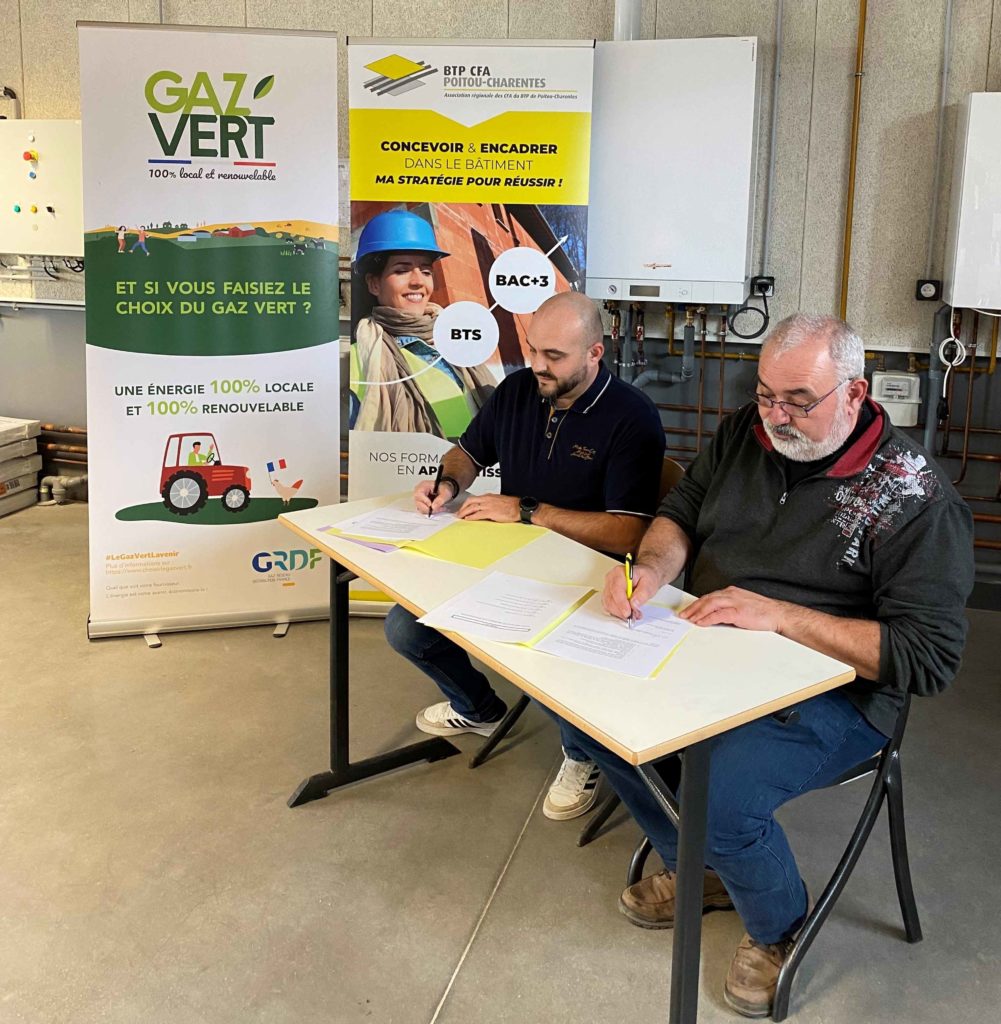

{"left": 457, "top": 364, "right": 665, "bottom": 517}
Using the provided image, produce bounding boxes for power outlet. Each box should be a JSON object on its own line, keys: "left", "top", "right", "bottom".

{"left": 751, "top": 275, "right": 775, "bottom": 297}
{"left": 915, "top": 279, "right": 942, "bottom": 301}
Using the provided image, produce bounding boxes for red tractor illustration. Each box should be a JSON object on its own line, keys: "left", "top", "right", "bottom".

{"left": 160, "top": 432, "right": 252, "bottom": 515}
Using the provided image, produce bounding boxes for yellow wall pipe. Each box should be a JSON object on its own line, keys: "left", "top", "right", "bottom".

{"left": 840, "top": 0, "right": 868, "bottom": 320}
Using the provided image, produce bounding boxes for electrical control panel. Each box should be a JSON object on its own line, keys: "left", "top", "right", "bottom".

{"left": 585, "top": 37, "right": 759, "bottom": 305}
{"left": 0, "top": 120, "right": 84, "bottom": 257}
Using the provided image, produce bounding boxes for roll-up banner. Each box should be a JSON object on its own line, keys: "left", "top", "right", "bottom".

{"left": 346, "top": 39, "right": 593, "bottom": 602}
{"left": 80, "top": 23, "right": 340, "bottom": 638}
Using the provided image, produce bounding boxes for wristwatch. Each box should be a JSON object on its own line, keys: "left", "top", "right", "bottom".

{"left": 519, "top": 496, "right": 539, "bottom": 524}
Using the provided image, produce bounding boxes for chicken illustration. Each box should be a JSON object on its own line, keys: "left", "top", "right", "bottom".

{"left": 270, "top": 476, "right": 304, "bottom": 506}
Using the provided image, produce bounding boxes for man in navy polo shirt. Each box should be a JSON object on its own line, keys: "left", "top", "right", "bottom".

{"left": 385, "top": 291, "right": 666, "bottom": 820}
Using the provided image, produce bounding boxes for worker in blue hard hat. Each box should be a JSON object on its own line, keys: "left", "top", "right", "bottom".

{"left": 350, "top": 208, "right": 497, "bottom": 437}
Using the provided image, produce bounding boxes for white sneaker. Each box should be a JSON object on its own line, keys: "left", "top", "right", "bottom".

{"left": 416, "top": 700, "right": 503, "bottom": 738}
{"left": 543, "top": 755, "right": 601, "bottom": 820}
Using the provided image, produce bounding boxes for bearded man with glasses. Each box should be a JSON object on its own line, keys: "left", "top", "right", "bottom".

{"left": 557, "top": 313, "right": 974, "bottom": 1018}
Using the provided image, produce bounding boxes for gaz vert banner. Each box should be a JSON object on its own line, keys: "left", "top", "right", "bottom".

{"left": 347, "top": 40, "right": 594, "bottom": 538}
{"left": 80, "top": 24, "right": 339, "bottom": 638}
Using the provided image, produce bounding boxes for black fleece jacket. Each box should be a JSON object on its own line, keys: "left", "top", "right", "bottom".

{"left": 659, "top": 399, "right": 975, "bottom": 737}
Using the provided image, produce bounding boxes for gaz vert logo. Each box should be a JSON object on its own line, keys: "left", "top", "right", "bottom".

{"left": 363, "top": 55, "right": 438, "bottom": 95}
{"left": 145, "top": 71, "right": 275, "bottom": 160}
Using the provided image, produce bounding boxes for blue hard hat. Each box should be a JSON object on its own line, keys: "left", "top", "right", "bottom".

{"left": 355, "top": 210, "right": 449, "bottom": 264}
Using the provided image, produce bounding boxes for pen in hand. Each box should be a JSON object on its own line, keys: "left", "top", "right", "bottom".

{"left": 428, "top": 461, "right": 445, "bottom": 518}
{"left": 624, "top": 553, "right": 634, "bottom": 629}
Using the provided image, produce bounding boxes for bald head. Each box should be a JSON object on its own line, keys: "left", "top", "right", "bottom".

{"left": 532, "top": 291, "right": 603, "bottom": 351}
{"left": 526, "top": 291, "right": 605, "bottom": 407}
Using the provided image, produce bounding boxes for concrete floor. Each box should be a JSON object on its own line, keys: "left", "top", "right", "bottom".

{"left": 1, "top": 501, "right": 999, "bottom": 1024}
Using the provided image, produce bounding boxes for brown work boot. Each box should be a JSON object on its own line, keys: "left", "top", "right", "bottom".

{"left": 618, "top": 868, "right": 734, "bottom": 929}
{"left": 723, "top": 932, "right": 795, "bottom": 1018}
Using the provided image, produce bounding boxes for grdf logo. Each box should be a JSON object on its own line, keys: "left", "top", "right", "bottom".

{"left": 363, "top": 55, "right": 438, "bottom": 95}
{"left": 251, "top": 548, "right": 323, "bottom": 573}
{"left": 145, "top": 71, "right": 275, "bottom": 159}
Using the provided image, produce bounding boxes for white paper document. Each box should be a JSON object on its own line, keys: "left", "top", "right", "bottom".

{"left": 327, "top": 505, "right": 458, "bottom": 543}
{"left": 418, "top": 572, "right": 592, "bottom": 644}
{"left": 533, "top": 593, "right": 693, "bottom": 678}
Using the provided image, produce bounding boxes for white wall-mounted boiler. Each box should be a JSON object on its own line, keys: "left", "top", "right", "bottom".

{"left": 943, "top": 93, "right": 1001, "bottom": 310}
{"left": 585, "top": 36, "right": 759, "bottom": 305}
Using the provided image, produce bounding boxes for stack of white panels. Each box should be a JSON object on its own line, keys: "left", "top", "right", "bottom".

{"left": 0, "top": 417, "right": 42, "bottom": 518}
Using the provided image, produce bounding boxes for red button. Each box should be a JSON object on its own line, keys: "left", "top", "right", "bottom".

{"left": 23, "top": 150, "right": 38, "bottom": 161}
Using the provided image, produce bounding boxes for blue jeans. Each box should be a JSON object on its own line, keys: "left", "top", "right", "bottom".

{"left": 554, "top": 690, "right": 887, "bottom": 944}
{"left": 384, "top": 605, "right": 593, "bottom": 762}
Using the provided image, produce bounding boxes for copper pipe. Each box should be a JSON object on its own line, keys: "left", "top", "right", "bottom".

{"left": 940, "top": 451, "right": 1001, "bottom": 463}
{"left": 632, "top": 303, "right": 647, "bottom": 370}
{"left": 987, "top": 315, "right": 998, "bottom": 374}
{"left": 655, "top": 402, "right": 738, "bottom": 416}
{"left": 718, "top": 308, "right": 728, "bottom": 426}
{"left": 40, "top": 423, "right": 86, "bottom": 434}
{"left": 913, "top": 359, "right": 993, "bottom": 376}
{"left": 695, "top": 308, "right": 708, "bottom": 453}
{"left": 666, "top": 304, "right": 676, "bottom": 354}
{"left": 666, "top": 444, "right": 699, "bottom": 454}
{"left": 973, "top": 513, "right": 1001, "bottom": 524}
{"left": 975, "top": 540, "right": 1001, "bottom": 550}
{"left": 663, "top": 426, "right": 716, "bottom": 438}
{"left": 666, "top": 331, "right": 757, "bottom": 362}
{"left": 962, "top": 494, "right": 1001, "bottom": 503}
{"left": 840, "top": 0, "right": 868, "bottom": 319}
{"left": 952, "top": 316, "right": 978, "bottom": 486}
{"left": 41, "top": 442, "right": 87, "bottom": 454}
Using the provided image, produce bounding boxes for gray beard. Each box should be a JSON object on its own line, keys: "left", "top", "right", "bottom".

{"left": 764, "top": 401, "right": 855, "bottom": 462}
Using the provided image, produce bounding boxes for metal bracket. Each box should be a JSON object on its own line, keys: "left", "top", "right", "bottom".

{"left": 143, "top": 633, "right": 162, "bottom": 649}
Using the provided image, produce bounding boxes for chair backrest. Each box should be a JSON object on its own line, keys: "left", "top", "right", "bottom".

{"left": 658, "top": 457, "right": 686, "bottom": 503}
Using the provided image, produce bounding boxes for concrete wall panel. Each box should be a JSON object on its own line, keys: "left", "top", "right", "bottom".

{"left": 158, "top": 0, "right": 246, "bottom": 25}
{"left": 19, "top": 0, "right": 128, "bottom": 118}
{"left": 508, "top": 0, "right": 615, "bottom": 41}
{"left": 247, "top": 0, "right": 371, "bottom": 161}
{"left": 0, "top": 0, "right": 25, "bottom": 106}
{"left": 371, "top": 0, "right": 507, "bottom": 40}
{"left": 798, "top": 0, "right": 855, "bottom": 320}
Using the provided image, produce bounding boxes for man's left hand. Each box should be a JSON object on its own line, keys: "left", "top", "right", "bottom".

{"left": 679, "top": 586, "right": 790, "bottom": 632}
{"left": 457, "top": 494, "right": 521, "bottom": 523}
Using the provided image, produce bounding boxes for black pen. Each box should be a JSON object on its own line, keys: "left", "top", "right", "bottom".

{"left": 428, "top": 461, "right": 445, "bottom": 517}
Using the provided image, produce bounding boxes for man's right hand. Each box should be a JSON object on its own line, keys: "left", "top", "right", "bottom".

{"left": 602, "top": 562, "right": 662, "bottom": 622}
{"left": 414, "top": 478, "right": 454, "bottom": 516}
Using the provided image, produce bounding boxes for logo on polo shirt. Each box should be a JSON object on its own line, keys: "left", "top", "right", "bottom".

{"left": 570, "top": 443, "right": 596, "bottom": 461}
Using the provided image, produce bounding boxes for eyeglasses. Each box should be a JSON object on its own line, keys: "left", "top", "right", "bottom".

{"left": 748, "top": 380, "right": 847, "bottom": 419}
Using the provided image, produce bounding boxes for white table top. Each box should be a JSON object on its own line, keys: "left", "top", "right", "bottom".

{"left": 281, "top": 495, "right": 855, "bottom": 766}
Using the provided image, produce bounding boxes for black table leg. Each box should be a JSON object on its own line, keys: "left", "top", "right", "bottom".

{"left": 637, "top": 739, "right": 712, "bottom": 1024}
{"left": 288, "top": 559, "right": 460, "bottom": 807}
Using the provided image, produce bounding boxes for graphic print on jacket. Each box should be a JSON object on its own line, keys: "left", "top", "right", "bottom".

{"left": 831, "top": 442, "right": 942, "bottom": 568}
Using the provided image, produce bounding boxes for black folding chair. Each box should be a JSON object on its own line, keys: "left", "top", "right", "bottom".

{"left": 619, "top": 696, "right": 921, "bottom": 1021}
